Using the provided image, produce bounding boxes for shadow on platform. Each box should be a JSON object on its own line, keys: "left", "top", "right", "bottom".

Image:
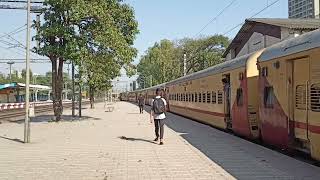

{"left": 142, "top": 105, "right": 320, "bottom": 180}
{"left": 119, "top": 136, "right": 157, "bottom": 144}
{"left": 0, "top": 135, "right": 24, "bottom": 143}
{"left": 127, "top": 113, "right": 141, "bottom": 115}
{"left": 13, "top": 115, "right": 101, "bottom": 124}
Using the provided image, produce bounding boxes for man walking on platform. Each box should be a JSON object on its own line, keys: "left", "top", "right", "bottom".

{"left": 138, "top": 94, "right": 144, "bottom": 114}
{"left": 150, "top": 88, "right": 167, "bottom": 145}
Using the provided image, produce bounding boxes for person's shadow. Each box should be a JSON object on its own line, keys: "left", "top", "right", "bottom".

{"left": 118, "top": 136, "right": 157, "bottom": 144}
{"left": 0, "top": 135, "right": 24, "bottom": 143}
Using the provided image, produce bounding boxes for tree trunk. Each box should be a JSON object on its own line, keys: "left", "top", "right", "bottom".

{"left": 89, "top": 85, "right": 95, "bottom": 109}
{"left": 51, "top": 57, "right": 64, "bottom": 122}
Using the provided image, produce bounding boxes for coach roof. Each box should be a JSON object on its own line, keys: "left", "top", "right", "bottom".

{"left": 259, "top": 29, "right": 320, "bottom": 62}
{"left": 166, "top": 52, "right": 255, "bottom": 86}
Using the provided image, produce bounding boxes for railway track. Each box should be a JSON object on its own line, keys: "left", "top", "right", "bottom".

{"left": 0, "top": 101, "right": 90, "bottom": 123}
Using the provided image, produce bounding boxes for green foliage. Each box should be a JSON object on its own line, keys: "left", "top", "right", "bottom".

{"left": 0, "top": 73, "right": 7, "bottom": 84}
{"left": 74, "top": 0, "right": 139, "bottom": 103}
{"left": 137, "top": 40, "right": 180, "bottom": 87}
{"left": 180, "top": 35, "right": 229, "bottom": 74}
{"left": 33, "top": 0, "right": 138, "bottom": 112}
{"left": 137, "top": 35, "right": 229, "bottom": 88}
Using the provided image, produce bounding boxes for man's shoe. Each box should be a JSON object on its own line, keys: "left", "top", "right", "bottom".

{"left": 153, "top": 137, "right": 159, "bottom": 141}
{"left": 159, "top": 142, "right": 164, "bottom": 145}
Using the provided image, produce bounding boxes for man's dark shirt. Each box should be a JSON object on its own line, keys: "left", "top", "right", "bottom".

{"left": 138, "top": 97, "right": 144, "bottom": 106}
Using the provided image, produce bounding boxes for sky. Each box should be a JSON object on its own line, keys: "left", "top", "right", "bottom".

{"left": 0, "top": 0, "right": 288, "bottom": 90}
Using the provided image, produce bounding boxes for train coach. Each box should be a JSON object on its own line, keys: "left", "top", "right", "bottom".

{"left": 144, "top": 83, "right": 167, "bottom": 105}
{"left": 257, "top": 29, "right": 320, "bottom": 161}
{"left": 125, "top": 29, "right": 320, "bottom": 161}
{"left": 166, "top": 50, "right": 264, "bottom": 139}
{"left": 123, "top": 83, "right": 166, "bottom": 105}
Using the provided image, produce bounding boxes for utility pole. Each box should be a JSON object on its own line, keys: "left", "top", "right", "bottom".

{"left": 24, "top": 0, "right": 31, "bottom": 143}
{"left": 7, "top": 61, "right": 14, "bottom": 82}
{"left": 71, "top": 60, "right": 75, "bottom": 117}
{"left": 78, "top": 65, "right": 82, "bottom": 118}
{"left": 183, "top": 53, "right": 187, "bottom": 76}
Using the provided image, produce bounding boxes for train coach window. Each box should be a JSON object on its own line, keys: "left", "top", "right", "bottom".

{"left": 236, "top": 88, "right": 243, "bottom": 106}
{"left": 264, "top": 86, "right": 274, "bottom": 108}
{"left": 199, "top": 93, "right": 202, "bottom": 102}
{"left": 218, "top": 91, "right": 223, "bottom": 104}
{"left": 212, "top": 91, "right": 217, "bottom": 104}
{"left": 203, "top": 93, "right": 206, "bottom": 103}
{"left": 296, "top": 85, "right": 306, "bottom": 110}
{"left": 195, "top": 93, "right": 198, "bottom": 102}
{"left": 311, "top": 84, "right": 320, "bottom": 112}
{"left": 207, "top": 92, "right": 211, "bottom": 103}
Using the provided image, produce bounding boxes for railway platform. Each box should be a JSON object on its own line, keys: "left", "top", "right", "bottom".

{"left": 0, "top": 102, "right": 319, "bottom": 180}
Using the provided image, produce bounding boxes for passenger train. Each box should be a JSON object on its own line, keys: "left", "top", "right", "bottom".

{"left": 121, "top": 29, "right": 320, "bottom": 161}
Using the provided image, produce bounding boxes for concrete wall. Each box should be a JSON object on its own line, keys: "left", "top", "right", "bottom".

{"left": 225, "top": 27, "right": 315, "bottom": 61}
{"left": 0, "top": 94, "right": 16, "bottom": 103}
{"left": 225, "top": 32, "right": 281, "bottom": 61}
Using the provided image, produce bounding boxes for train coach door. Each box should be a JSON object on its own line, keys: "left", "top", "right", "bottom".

{"left": 223, "top": 74, "right": 232, "bottom": 129}
{"left": 293, "top": 58, "right": 310, "bottom": 141}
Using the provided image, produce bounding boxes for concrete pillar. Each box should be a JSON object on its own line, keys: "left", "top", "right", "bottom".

{"left": 65, "top": 91, "right": 68, "bottom": 100}
{"left": 35, "top": 89, "right": 38, "bottom": 102}
{"left": 48, "top": 90, "right": 51, "bottom": 101}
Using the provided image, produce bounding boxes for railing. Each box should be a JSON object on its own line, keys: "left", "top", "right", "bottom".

{"left": 0, "top": 100, "right": 90, "bottom": 122}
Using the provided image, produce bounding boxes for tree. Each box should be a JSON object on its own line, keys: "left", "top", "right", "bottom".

{"left": 34, "top": 0, "right": 79, "bottom": 121}
{"left": 137, "top": 35, "right": 229, "bottom": 87}
{"left": 21, "top": 69, "right": 33, "bottom": 82}
{"left": 74, "top": 0, "right": 138, "bottom": 109}
{"left": 180, "top": 35, "right": 229, "bottom": 74}
{"left": 34, "top": 0, "right": 138, "bottom": 118}
{"left": 0, "top": 73, "right": 8, "bottom": 84}
{"left": 136, "top": 40, "right": 180, "bottom": 88}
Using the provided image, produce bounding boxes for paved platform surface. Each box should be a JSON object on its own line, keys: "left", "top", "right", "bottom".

{"left": 0, "top": 102, "right": 319, "bottom": 180}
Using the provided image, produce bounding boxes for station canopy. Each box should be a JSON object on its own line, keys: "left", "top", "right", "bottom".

{"left": 0, "top": 83, "right": 51, "bottom": 91}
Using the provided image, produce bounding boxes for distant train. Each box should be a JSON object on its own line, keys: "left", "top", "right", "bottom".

{"left": 121, "top": 29, "right": 320, "bottom": 161}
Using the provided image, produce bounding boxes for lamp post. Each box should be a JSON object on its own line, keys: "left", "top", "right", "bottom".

{"left": 24, "top": 0, "right": 31, "bottom": 143}
{"left": 7, "top": 61, "right": 15, "bottom": 83}
{"left": 183, "top": 53, "right": 187, "bottom": 76}
{"left": 71, "top": 60, "right": 75, "bottom": 117}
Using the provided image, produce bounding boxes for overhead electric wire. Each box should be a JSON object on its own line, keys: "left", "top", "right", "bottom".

{"left": 184, "top": 0, "right": 281, "bottom": 75}
{"left": 194, "top": 0, "right": 237, "bottom": 38}
{"left": 0, "top": 43, "right": 26, "bottom": 56}
{"left": 223, "top": 0, "right": 280, "bottom": 36}
{"left": 0, "top": 0, "right": 43, "bottom": 3}
{"left": 0, "top": 24, "right": 26, "bottom": 40}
